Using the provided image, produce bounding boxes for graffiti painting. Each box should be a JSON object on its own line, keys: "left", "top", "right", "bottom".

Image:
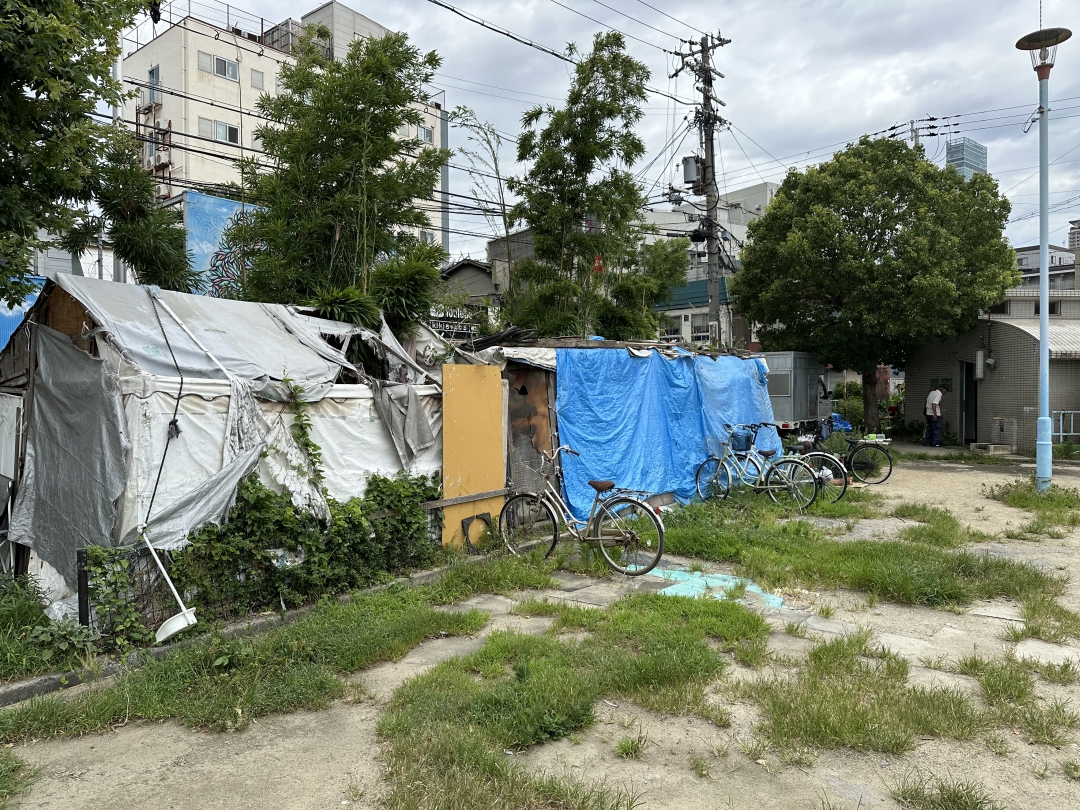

{"left": 184, "top": 191, "right": 261, "bottom": 298}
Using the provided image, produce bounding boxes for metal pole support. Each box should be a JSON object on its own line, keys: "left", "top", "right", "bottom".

{"left": 1036, "top": 73, "right": 1053, "bottom": 491}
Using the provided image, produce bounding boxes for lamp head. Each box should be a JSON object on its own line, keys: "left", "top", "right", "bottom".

{"left": 1016, "top": 28, "right": 1071, "bottom": 72}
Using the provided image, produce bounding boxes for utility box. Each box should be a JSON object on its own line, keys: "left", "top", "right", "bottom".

{"left": 757, "top": 351, "right": 831, "bottom": 431}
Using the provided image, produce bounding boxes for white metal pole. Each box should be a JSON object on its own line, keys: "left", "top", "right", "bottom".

{"left": 1036, "top": 69, "right": 1052, "bottom": 491}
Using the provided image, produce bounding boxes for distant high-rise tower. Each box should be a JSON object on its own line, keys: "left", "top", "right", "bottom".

{"left": 946, "top": 138, "right": 988, "bottom": 181}
{"left": 1069, "top": 219, "right": 1080, "bottom": 251}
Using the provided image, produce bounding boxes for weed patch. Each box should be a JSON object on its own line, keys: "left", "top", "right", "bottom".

{"left": 664, "top": 497, "right": 1063, "bottom": 610}
{"left": 891, "top": 771, "right": 1004, "bottom": 810}
{"left": 378, "top": 592, "right": 765, "bottom": 809}
{"left": 892, "top": 504, "right": 991, "bottom": 548}
{"left": 744, "top": 633, "right": 985, "bottom": 754}
{"left": 0, "top": 748, "right": 36, "bottom": 810}
{"left": 984, "top": 477, "right": 1080, "bottom": 539}
{"left": 0, "top": 556, "right": 553, "bottom": 742}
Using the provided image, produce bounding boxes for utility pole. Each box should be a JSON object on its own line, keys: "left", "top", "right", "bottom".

{"left": 672, "top": 32, "right": 730, "bottom": 345}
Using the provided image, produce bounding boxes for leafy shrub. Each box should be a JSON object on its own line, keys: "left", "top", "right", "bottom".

{"left": 85, "top": 546, "right": 153, "bottom": 651}
{"left": 25, "top": 619, "right": 98, "bottom": 665}
{"left": 171, "top": 471, "right": 442, "bottom": 620}
{"left": 1, "top": 575, "right": 100, "bottom": 680}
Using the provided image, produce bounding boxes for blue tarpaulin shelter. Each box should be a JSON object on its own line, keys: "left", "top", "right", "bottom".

{"left": 554, "top": 348, "right": 781, "bottom": 518}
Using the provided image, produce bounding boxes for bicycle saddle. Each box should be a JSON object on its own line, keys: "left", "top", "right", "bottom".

{"left": 759, "top": 449, "right": 777, "bottom": 458}
{"left": 791, "top": 441, "right": 814, "bottom": 455}
{"left": 588, "top": 480, "right": 615, "bottom": 493}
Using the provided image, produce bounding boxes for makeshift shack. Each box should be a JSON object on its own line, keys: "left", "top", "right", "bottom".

{"left": 0, "top": 276, "right": 445, "bottom": 606}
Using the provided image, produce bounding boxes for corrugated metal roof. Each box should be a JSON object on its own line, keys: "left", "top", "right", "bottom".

{"left": 988, "top": 317, "right": 1080, "bottom": 359}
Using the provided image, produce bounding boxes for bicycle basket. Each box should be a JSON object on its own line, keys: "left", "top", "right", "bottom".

{"left": 729, "top": 428, "right": 753, "bottom": 453}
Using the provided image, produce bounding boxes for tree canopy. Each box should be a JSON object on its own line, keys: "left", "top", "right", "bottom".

{"left": 730, "top": 136, "right": 1018, "bottom": 429}
{"left": 229, "top": 27, "right": 449, "bottom": 312}
{"left": 506, "top": 32, "right": 685, "bottom": 339}
{"left": 60, "top": 129, "right": 200, "bottom": 292}
{"left": 0, "top": 0, "right": 143, "bottom": 304}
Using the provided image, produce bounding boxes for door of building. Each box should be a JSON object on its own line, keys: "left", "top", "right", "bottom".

{"left": 959, "top": 361, "right": 978, "bottom": 445}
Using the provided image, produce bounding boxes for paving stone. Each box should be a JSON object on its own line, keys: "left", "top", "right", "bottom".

{"left": 1014, "top": 638, "right": 1080, "bottom": 666}
{"left": 906, "top": 666, "right": 982, "bottom": 698}
{"left": 968, "top": 601, "right": 1025, "bottom": 622}
{"left": 438, "top": 594, "right": 516, "bottom": 614}
{"left": 552, "top": 572, "right": 597, "bottom": 592}
{"left": 767, "top": 631, "right": 815, "bottom": 661}
{"left": 875, "top": 632, "right": 936, "bottom": 659}
{"left": 803, "top": 615, "right": 860, "bottom": 636}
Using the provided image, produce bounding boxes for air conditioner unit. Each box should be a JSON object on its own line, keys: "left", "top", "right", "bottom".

{"left": 154, "top": 152, "right": 170, "bottom": 167}
{"left": 144, "top": 155, "right": 154, "bottom": 170}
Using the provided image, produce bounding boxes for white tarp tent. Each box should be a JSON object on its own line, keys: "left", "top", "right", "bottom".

{"left": 8, "top": 276, "right": 443, "bottom": 602}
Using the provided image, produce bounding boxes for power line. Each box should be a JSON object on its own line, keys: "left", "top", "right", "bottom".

{"left": 629, "top": 0, "right": 705, "bottom": 36}
{"left": 546, "top": 0, "right": 672, "bottom": 53}
{"left": 423, "top": 0, "right": 573, "bottom": 64}
{"left": 584, "top": 0, "right": 681, "bottom": 40}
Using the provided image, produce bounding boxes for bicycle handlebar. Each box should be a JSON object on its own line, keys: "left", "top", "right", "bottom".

{"left": 543, "top": 444, "right": 579, "bottom": 460}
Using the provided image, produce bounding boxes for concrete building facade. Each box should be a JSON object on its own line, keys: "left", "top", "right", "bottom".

{"left": 121, "top": 0, "right": 449, "bottom": 250}
{"left": 905, "top": 288, "right": 1080, "bottom": 451}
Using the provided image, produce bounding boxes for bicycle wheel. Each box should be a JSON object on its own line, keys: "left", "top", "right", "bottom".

{"left": 764, "top": 457, "right": 818, "bottom": 510}
{"left": 803, "top": 452, "right": 848, "bottom": 503}
{"left": 592, "top": 496, "right": 664, "bottom": 576}
{"left": 499, "top": 494, "right": 559, "bottom": 558}
{"left": 695, "top": 457, "right": 733, "bottom": 500}
{"left": 849, "top": 444, "right": 893, "bottom": 484}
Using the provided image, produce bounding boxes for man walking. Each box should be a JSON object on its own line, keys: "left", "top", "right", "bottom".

{"left": 923, "top": 383, "right": 947, "bottom": 447}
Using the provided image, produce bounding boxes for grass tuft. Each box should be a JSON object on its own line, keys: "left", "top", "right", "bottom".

{"left": 0, "top": 748, "right": 37, "bottom": 810}
{"left": 614, "top": 726, "right": 649, "bottom": 760}
{"left": 892, "top": 504, "right": 992, "bottom": 548}
{"left": 891, "top": 771, "right": 1004, "bottom": 810}
{"left": 984, "top": 478, "right": 1080, "bottom": 539}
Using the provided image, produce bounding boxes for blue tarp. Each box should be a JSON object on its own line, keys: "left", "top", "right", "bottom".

{"left": 554, "top": 349, "right": 780, "bottom": 518}
{"left": 0, "top": 277, "right": 44, "bottom": 353}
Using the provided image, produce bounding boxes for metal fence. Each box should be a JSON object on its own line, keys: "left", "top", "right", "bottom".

{"left": 1053, "top": 411, "right": 1080, "bottom": 443}
{"left": 76, "top": 546, "right": 180, "bottom": 634}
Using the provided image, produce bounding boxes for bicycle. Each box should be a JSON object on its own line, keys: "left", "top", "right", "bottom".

{"left": 499, "top": 445, "right": 665, "bottom": 576}
{"left": 694, "top": 423, "right": 818, "bottom": 511}
{"left": 787, "top": 438, "right": 849, "bottom": 504}
{"left": 807, "top": 419, "right": 893, "bottom": 485}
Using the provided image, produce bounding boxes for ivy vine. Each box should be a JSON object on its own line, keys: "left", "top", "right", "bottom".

{"left": 85, "top": 545, "right": 153, "bottom": 651}
{"left": 283, "top": 376, "right": 324, "bottom": 487}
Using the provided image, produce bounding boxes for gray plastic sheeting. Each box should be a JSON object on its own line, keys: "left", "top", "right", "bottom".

{"left": 120, "top": 443, "right": 264, "bottom": 551}
{"left": 54, "top": 275, "right": 353, "bottom": 400}
{"left": 9, "top": 327, "right": 129, "bottom": 588}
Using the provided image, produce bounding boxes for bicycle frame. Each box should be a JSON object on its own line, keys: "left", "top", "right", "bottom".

{"left": 526, "top": 448, "right": 617, "bottom": 541}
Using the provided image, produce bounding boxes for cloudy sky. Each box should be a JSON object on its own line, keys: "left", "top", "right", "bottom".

{"left": 149, "top": 0, "right": 1080, "bottom": 260}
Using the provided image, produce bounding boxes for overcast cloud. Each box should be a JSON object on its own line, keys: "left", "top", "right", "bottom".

{"left": 170, "top": 0, "right": 1080, "bottom": 259}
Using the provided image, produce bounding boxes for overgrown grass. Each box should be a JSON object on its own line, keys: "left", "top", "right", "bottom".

{"left": 0, "top": 556, "right": 554, "bottom": 742}
{"left": 668, "top": 510, "right": 1062, "bottom": 608}
{"left": 893, "top": 449, "right": 1018, "bottom": 466}
{"left": 892, "top": 503, "right": 992, "bottom": 548}
{"left": 984, "top": 477, "right": 1080, "bottom": 540}
{"left": 742, "top": 632, "right": 986, "bottom": 755}
{"left": 377, "top": 592, "right": 767, "bottom": 809}
{"left": 0, "top": 749, "right": 36, "bottom": 810}
{"left": 0, "top": 575, "right": 91, "bottom": 683}
{"left": 891, "top": 771, "right": 1004, "bottom": 810}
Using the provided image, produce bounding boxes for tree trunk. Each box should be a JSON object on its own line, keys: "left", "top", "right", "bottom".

{"left": 862, "top": 366, "right": 881, "bottom": 433}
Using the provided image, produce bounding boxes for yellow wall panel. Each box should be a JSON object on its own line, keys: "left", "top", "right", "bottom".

{"left": 441, "top": 364, "right": 505, "bottom": 548}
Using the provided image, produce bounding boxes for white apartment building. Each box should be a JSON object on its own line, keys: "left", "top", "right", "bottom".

{"left": 122, "top": 0, "right": 449, "bottom": 250}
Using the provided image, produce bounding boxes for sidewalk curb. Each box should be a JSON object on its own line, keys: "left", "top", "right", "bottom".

{"left": 0, "top": 554, "right": 487, "bottom": 709}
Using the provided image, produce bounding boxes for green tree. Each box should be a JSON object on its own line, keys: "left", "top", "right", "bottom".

{"left": 0, "top": 0, "right": 144, "bottom": 303}
{"left": 508, "top": 32, "right": 670, "bottom": 338}
{"left": 229, "top": 27, "right": 449, "bottom": 312}
{"left": 60, "top": 129, "right": 201, "bottom": 292}
{"left": 730, "top": 136, "right": 1017, "bottom": 430}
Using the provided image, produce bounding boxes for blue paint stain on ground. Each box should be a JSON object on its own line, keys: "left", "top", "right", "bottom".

{"left": 655, "top": 569, "right": 784, "bottom": 609}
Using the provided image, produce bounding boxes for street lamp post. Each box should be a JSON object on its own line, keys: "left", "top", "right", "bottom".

{"left": 1016, "top": 27, "right": 1072, "bottom": 493}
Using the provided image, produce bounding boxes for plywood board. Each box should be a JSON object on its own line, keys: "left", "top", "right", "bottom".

{"left": 442, "top": 364, "right": 506, "bottom": 548}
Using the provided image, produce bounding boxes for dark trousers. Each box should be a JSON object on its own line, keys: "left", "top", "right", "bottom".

{"left": 923, "top": 415, "right": 942, "bottom": 446}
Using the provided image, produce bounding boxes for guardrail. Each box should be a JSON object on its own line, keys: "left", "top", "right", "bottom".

{"left": 1052, "top": 411, "right": 1080, "bottom": 442}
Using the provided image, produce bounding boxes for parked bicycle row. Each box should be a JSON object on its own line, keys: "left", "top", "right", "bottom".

{"left": 495, "top": 419, "right": 893, "bottom": 578}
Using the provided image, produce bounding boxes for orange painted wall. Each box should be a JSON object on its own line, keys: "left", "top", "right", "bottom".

{"left": 441, "top": 364, "right": 506, "bottom": 548}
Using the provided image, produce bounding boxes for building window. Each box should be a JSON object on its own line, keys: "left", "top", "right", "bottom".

{"left": 197, "top": 117, "right": 212, "bottom": 139}
{"left": 397, "top": 122, "right": 411, "bottom": 138}
{"left": 197, "top": 51, "right": 213, "bottom": 73}
{"left": 691, "top": 313, "right": 710, "bottom": 343}
{"left": 215, "top": 56, "right": 239, "bottom": 81}
{"left": 251, "top": 69, "right": 264, "bottom": 90}
{"left": 660, "top": 316, "right": 681, "bottom": 339}
{"left": 419, "top": 125, "right": 434, "bottom": 144}
{"left": 419, "top": 229, "right": 435, "bottom": 245}
{"left": 252, "top": 132, "right": 263, "bottom": 151}
{"left": 214, "top": 121, "right": 240, "bottom": 145}
{"left": 148, "top": 65, "right": 161, "bottom": 104}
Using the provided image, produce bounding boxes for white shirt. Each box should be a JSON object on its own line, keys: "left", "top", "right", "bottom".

{"left": 925, "top": 389, "right": 942, "bottom": 416}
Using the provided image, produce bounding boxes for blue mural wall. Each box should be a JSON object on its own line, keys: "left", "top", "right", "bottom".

{"left": 184, "top": 191, "right": 260, "bottom": 297}
{"left": 0, "top": 278, "right": 45, "bottom": 352}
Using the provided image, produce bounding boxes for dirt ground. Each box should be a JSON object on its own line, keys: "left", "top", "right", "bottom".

{"left": 14, "top": 460, "right": 1080, "bottom": 809}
